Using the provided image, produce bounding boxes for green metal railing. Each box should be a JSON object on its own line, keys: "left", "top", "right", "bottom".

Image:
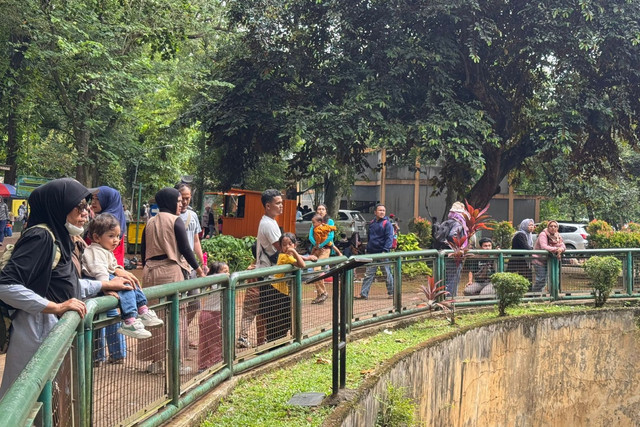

{"left": 2, "top": 248, "right": 640, "bottom": 426}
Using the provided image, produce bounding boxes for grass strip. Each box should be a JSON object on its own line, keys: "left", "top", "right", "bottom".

{"left": 202, "top": 304, "right": 587, "bottom": 426}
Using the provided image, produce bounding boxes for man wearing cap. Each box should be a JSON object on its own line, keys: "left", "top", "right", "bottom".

{"left": 355, "top": 204, "right": 395, "bottom": 300}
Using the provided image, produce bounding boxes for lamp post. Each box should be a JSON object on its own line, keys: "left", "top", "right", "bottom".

{"left": 130, "top": 144, "right": 173, "bottom": 254}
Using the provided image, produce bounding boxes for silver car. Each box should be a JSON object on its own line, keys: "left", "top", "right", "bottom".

{"left": 533, "top": 222, "right": 589, "bottom": 250}
{"left": 296, "top": 209, "right": 368, "bottom": 242}
{"left": 557, "top": 223, "right": 589, "bottom": 250}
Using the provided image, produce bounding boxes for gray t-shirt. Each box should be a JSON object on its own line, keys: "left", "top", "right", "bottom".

{"left": 256, "top": 215, "right": 281, "bottom": 269}
{"left": 179, "top": 209, "right": 201, "bottom": 251}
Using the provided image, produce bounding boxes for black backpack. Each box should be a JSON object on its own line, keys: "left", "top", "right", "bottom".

{"left": 432, "top": 219, "right": 457, "bottom": 250}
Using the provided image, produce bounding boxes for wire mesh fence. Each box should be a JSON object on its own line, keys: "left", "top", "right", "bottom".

{"left": 52, "top": 349, "right": 77, "bottom": 427}
{"left": 8, "top": 248, "right": 640, "bottom": 427}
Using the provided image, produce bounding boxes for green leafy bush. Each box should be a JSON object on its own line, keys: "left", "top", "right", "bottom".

{"left": 407, "top": 216, "right": 432, "bottom": 249}
{"left": 491, "top": 221, "right": 516, "bottom": 249}
{"left": 396, "top": 233, "right": 432, "bottom": 278}
{"left": 376, "top": 384, "right": 417, "bottom": 427}
{"left": 584, "top": 255, "right": 622, "bottom": 307}
{"left": 585, "top": 219, "right": 614, "bottom": 236}
{"left": 624, "top": 222, "right": 640, "bottom": 233}
{"left": 200, "top": 235, "right": 256, "bottom": 273}
{"left": 585, "top": 219, "right": 640, "bottom": 249}
{"left": 491, "top": 272, "right": 530, "bottom": 316}
{"left": 534, "top": 220, "right": 549, "bottom": 235}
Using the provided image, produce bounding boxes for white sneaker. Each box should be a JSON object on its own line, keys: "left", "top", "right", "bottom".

{"left": 117, "top": 319, "right": 152, "bottom": 339}
{"left": 138, "top": 310, "right": 164, "bottom": 327}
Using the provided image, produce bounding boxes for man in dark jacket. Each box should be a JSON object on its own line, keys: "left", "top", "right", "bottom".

{"left": 355, "top": 204, "right": 394, "bottom": 300}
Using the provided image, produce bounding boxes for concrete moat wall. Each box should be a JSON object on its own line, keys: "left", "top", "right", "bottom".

{"left": 337, "top": 309, "right": 640, "bottom": 426}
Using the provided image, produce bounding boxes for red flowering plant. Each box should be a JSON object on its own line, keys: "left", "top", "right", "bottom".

{"left": 447, "top": 200, "right": 493, "bottom": 266}
{"left": 419, "top": 276, "right": 452, "bottom": 315}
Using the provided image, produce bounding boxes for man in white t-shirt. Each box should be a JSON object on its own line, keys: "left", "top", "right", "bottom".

{"left": 176, "top": 184, "right": 207, "bottom": 371}
{"left": 255, "top": 189, "right": 290, "bottom": 344}
{"left": 177, "top": 185, "right": 207, "bottom": 275}
{"left": 256, "top": 189, "right": 283, "bottom": 269}
{"left": 237, "top": 189, "right": 284, "bottom": 349}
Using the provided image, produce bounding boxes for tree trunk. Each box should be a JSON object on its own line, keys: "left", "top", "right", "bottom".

{"left": 323, "top": 175, "right": 340, "bottom": 219}
{"left": 5, "top": 108, "right": 19, "bottom": 185}
{"left": 193, "top": 135, "right": 208, "bottom": 211}
{"left": 3, "top": 32, "right": 28, "bottom": 186}
{"left": 75, "top": 127, "right": 91, "bottom": 186}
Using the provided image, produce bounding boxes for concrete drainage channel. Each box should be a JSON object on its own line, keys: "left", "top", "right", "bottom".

{"left": 324, "top": 308, "right": 640, "bottom": 426}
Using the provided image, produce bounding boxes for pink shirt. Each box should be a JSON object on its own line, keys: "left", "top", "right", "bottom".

{"left": 533, "top": 230, "right": 565, "bottom": 265}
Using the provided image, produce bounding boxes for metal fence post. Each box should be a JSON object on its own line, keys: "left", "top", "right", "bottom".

{"left": 170, "top": 293, "right": 180, "bottom": 404}
{"left": 434, "top": 251, "right": 444, "bottom": 284}
{"left": 294, "top": 269, "right": 303, "bottom": 343}
{"left": 226, "top": 274, "right": 237, "bottom": 375}
{"left": 550, "top": 256, "right": 560, "bottom": 300}
{"left": 498, "top": 252, "right": 504, "bottom": 273}
{"left": 39, "top": 380, "right": 53, "bottom": 427}
{"left": 75, "top": 322, "right": 86, "bottom": 427}
{"left": 626, "top": 251, "right": 634, "bottom": 295}
{"left": 345, "top": 268, "right": 354, "bottom": 332}
{"left": 395, "top": 257, "right": 402, "bottom": 311}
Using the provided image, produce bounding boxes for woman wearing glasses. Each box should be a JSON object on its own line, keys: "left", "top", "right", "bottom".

{"left": 0, "top": 178, "right": 134, "bottom": 397}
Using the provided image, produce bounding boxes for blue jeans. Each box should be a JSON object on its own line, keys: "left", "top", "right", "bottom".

{"left": 95, "top": 309, "right": 126, "bottom": 362}
{"left": 118, "top": 287, "right": 148, "bottom": 320}
{"left": 360, "top": 261, "right": 394, "bottom": 298}
{"left": 533, "top": 263, "right": 547, "bottom": 292}
{"left": 445, "top": 261, "right": 463, "bottom": 297}
{"left": 0, "top": 220, "right": 6, "bottom": 244}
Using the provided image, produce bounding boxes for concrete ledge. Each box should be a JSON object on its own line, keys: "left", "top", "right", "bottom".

{"left": 324, "top": 308, "right": 640, "bottom": 426}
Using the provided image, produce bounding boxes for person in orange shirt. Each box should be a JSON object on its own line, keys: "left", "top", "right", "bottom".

{"left": 311, "top": 214, "right": 342, "bottom": 257}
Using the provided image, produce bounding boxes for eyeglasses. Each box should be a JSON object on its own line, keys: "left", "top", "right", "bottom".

{"left": 76, "top": 201, "right": 89, "bottom": 212}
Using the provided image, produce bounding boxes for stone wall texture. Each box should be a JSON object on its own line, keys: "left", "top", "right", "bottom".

{"left": 338, "top": 309, "right": 640, "bottom": 426}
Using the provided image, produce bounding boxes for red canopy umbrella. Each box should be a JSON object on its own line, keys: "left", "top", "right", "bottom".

{"left": 0, "top": 183, "right": 17, "bottom": 198}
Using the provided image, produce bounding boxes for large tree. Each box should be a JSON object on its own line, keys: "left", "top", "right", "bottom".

{"left": 190, "top": 0, "right": 640, "bottom": 209}
{"left": 0, "top": 0, "right": 220, "bottom": 189}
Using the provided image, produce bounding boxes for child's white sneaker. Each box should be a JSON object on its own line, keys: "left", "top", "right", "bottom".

{"left": 139, "top": 310, "right": 164, "bottom": 327}
{"left": 117, "top": 319, "right": 152, "bottom": 339}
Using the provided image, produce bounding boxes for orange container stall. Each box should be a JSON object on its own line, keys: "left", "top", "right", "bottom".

{"left": 203, "top": 189, "right": 296, "bottom": 238}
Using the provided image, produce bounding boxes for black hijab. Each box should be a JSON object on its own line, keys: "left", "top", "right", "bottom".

{"left": 155, "top": 188, "right": 180, "bottom": 214}
{"left": 0, "top": 178, "right": 90, "bottom": 303}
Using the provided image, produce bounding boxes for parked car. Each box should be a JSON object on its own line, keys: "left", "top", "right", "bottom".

{"left": 533, "top": 222, "right": 589, "bottom": 250}
{"left": 296, "top": 209, "right": 368, "bottom": 243}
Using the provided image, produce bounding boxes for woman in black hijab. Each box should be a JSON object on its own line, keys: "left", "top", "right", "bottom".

{"left": 0, "top": 178, "right": 133, "bottom": 396}
{"left": 138, "top": 188, "right": 205, "bottom": 373}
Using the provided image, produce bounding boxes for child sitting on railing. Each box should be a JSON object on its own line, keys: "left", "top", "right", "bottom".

{"left": 82, "top": 213, "right": 163, "bottom": 339}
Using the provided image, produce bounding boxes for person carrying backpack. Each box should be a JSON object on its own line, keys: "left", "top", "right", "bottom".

{"left": 441, "top": 201, "right": 468, "bottom": 297}
{"left": 355, "top": 204, "right": 395, "bottom": 300}
{"left": 0, "top": 178, "right": 135, "bottom": 398}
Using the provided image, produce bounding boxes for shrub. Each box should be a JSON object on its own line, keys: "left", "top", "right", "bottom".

{"left": 491, "top": 221, "right": 516, "bottom": 249}
{"left": 396, "top": 233, "right": 433, "bottom": 278}
{"left": 584, "top": 256, "right": 622, "bottom": 307}
{"left": 585, "top": 219, "right": 614, "bottom": 236}
{"left": 418, "top": 276, "right": 451, "bottom": 313}
{"left": 407, "top": 216, "right": 432, "bottom": 249}
{"left": 375, "top": 384, "right": 417, "bottom": 427}
{"left": 491, "top": 272, "right": 530, "bottom": 316}
{"left": 534, "top": 220, "right": 549, "bottom": 235}
{"left": 200, "top": 235, "right": 255, "bottom": 272}
{"left": 624, "top": 222, "right": 640, "bottom": 233}
{"left": 585, "top": 219, "right": 640, "bottom": 249}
